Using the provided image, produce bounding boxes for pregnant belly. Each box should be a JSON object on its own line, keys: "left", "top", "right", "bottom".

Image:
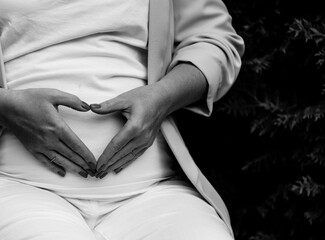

{"left": 0, "top": 105, "right": 176, "bottom": 197}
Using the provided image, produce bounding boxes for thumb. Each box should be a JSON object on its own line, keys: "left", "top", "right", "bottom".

{"left": 50, "top": 90, "right": 90, "bottom": 112}
{"left": 90, "top": 98, "right": 127, "bottom": 115}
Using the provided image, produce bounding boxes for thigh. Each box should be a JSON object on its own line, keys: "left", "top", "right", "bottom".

{"left": 95, "top": 181, "right": 234, "bottom": 240}
{"left": 0, "top": 178, "right": 96, "bottom": 240}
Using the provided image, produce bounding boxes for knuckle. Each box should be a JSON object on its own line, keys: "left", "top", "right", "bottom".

{"left": 142, "top": 132, "right": 152, "bottom": 143}
{"left": 100, "top": 101, "right": 110, "bottom": 110}
{"left": 118, "top": 96, "right": 128, "bottom": 105}
{"left": 51, "top": 156, "right": 60, "bottom": 165}
{"left": 71, "top": 143, "right": 83, "bottom": 154}
{"left": 33, "top": 141, "right": 48, "bottom": 152}
{"left": 70, "top": 94, "right": 80, "bottom": 103}
{"left": 128, "top": 154, "right": 136, "bottom": 161}
{"left": 40, "top": 136, "right": 55, "bottom": 149}
{"left": 42, "top": 142, "right": 52, "bottom": 150}
{"left": 54, "top": 158, "right": 69, "bottom": 169}
{"left": 55, "top": 122, "right": 67, "bottom": 132}
{"left": 111, "top": 141, "right": 122, "bottom": 153}
{"left": 50, "top": 89, "right": 62, "bottom": 98}
{"left": 128, "top": 121, "right": 143, "bottom": 134}
{"left": 119, "top": 150, "right": 129, "bottom": 159}
{"left": 45, "top": 122, "right": 64, "bottom": 136}
{"left": 127, "top": 125, "right": 139, "bottom": 136}
{"left": 63, "top": 150, "right": 74, "bottom": 160}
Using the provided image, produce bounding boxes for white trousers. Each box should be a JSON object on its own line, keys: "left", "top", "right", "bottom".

{"left": 0, "top": 178, "right": 233, "bottom": 240}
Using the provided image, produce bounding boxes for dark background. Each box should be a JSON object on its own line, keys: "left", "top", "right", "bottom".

{"left": 177, "top": 1, "right": 325, "bottom": 239}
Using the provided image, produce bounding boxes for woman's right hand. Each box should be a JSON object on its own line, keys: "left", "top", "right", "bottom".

{"left": 0, "top": 88, "right": 97, "bottom": 178}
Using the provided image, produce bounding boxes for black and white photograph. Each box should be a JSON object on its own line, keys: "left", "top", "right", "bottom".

{"left": 0, "top": 0, "right": 323, "bottom": 240}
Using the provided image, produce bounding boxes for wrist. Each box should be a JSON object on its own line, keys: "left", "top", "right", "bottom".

{"left": 153, "top": 63, "right": 208, "bottom": 115}
{"left": 0, "top": 89, "right": 18, "bottom": 126}
{"left": 151, "top": 80, "right": 176, "bottom": 116}
{"left": 146, "top": 82, "right": 173, "bottom": 117}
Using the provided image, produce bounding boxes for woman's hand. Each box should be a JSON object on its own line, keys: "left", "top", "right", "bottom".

{"left": 90, "top": 84, "right": 170, "bottom": 179}
{"left": 90, "top": 63, "right": 208, "bottom": 179}
{"left": 0, "top": 88, "right": 97, "bottom": 178}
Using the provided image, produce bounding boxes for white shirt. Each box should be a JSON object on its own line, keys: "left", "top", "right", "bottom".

{"left": 0, "top": 0, "right": 176, "bottom": 198}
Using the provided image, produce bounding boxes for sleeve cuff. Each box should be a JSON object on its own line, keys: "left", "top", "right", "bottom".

{"left": 168, "top": 43, "right": 231, "bottom": 117}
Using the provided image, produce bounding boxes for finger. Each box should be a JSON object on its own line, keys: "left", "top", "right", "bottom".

{"left": 97, "top": 148, "right": 145, "bottom": 179}
{"left": 97, "top": 152, "right": 133, "bottom": 179}
{"left": 105, "top": 148, "right": 140, "bottom": 172}
{"left": 50, "top": 89, "right": 90, "bottom": 112}
{"left": 96, "top": 121, "right": 137, "bottom": 172}
{"left": 34, "top": 153, "right": 66, "bottom": 177}
{"left": 114, "top": 149, "right": 146, "bottom": 174}
{"left": 99, "top": 138, "right": 145, "bottom": 173}
{"left": 58, "top": 123, "right": 97, "bottom": 171}
{"left": 56, "top": 141, "right": 96, "bottom": 176}
{"left": 47, "top": 152, "right": 88, "bottom": 178}
{"left": 90, "top": 97, "right": 127, "bottom": 115}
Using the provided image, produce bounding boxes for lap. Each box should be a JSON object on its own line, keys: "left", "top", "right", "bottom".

{"left": 95, "top": 181, "right": 234, "bottom": 240}
{"left": 0, "top": 178, "right": 233, "bottom": 240}
{"left": 0, "top": 178, "right": 96, "bottom": 240}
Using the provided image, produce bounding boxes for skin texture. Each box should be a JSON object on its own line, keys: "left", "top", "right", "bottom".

{"left": 91, "top": 62, "right": 208, "bottom": 178}
{"left": 0, "top": 88, "right": 97, "bottom": 177}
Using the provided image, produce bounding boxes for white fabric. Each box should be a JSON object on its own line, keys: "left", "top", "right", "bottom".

{"left": 0, "top": 0, "right": 176, "bottom": 196}
{"left": 0, "top": 178, "right": 234, "bottom": 240}
{"left": 0, "top": 0, "right": 239, "bottom": 237}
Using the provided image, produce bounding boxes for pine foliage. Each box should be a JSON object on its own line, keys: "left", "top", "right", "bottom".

{"left": 219, "top": 1, "right": 325, "bottom": 239}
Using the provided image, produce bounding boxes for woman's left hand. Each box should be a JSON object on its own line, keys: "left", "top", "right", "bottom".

{"left": 90, "top": 84, "right": 170, "bottom": 179}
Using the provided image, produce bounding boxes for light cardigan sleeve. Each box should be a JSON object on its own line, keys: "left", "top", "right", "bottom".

{"left": 168, "top": 0, "right": 245, "bottom": 116}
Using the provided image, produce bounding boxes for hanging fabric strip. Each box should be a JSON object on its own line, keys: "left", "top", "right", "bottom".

{"left": 0, "top": 39, "right": 7, "bottom": 89}
{"left": 0, "top": 39, "right": 6, "bottom": 135}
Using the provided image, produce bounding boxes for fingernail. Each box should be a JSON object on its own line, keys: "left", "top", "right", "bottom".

{"left": 99, "top": 171, "right": 108, "bottom": 179}
{"left": 79, "top": 171, "right": 88, "bottom": 178}
{"left": 81, "top": 101, "right": 91, "bottom": 111}
{"left": 58, "top": 170, "right": 66, "bottom": 177}
{"left": 114, "top": 168, "right": 123, "bottom": 174}
{"left": 96, "top": 170, "right": 103, "bottom": 178}
{"left": 90, "top": 104, "right": 101, "bottom": 109}
{"left": 89, "top": 162, "right": 96, "bottom": 171}
{"left": 87, "top": 169, "right": 96, "bottom": 177}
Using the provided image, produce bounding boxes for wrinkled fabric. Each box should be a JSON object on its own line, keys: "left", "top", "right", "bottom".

{"left": 0, "top": 178, "right": 234, "bottom": 240}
